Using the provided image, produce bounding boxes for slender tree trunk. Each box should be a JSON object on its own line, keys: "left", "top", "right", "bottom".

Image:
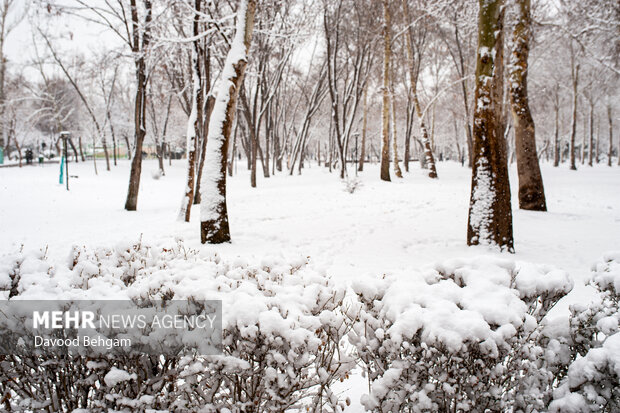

{"left": 179, "top": 0, "right": 202, "bottom": 222}
{"left": 401, "top": 0, "right": 437, "bottom": 178}
{"left": 200, "top": 0, "right": 256, "bottom": 244}
{"left": 112, "top": 135, "right": 117, "bottom": 166}
{"left": 391, "top": 78, "right": 402, "bottom": 178}
{"left": 194, "top": 96, "right": 215, "bottom": 204}
{"left": 508, "top": 0, "right": 546, "bottom": 211}
{"left": 467, "top": 0, "right": 513, "bottom": 252}
{"left": 358, "top": 84, "right": 367, "bottom": 172}
{"left": 595, "top": 117, "right": 600, "bottom": 163}
{"left": 102, "top": 137, "right": 110, "bottom": 171}
{"left": 569, "top": 63, "right": 579, "bottom": 171}
{"left": 553, "top": 92, "right": 560, "bottom": 167}
{"left": 78, "top": 136, "right": 85, "bottom": 162}
{"left": 608, "top": 105, "right": 613, "bottom": 167}
{"left": 124, "top": 135, "right": 132, "bottom": 160}
{"left": 380, "top": 0, "right": 391, "bottom": 182}
{"left": 68, "top": 137, "right": 79, "bottom": 162}
{"left": 124, "top": 0, "right": 152, "bottom": 211}
{"left": 588, "top": 103, "right": 594, "bottom": 166}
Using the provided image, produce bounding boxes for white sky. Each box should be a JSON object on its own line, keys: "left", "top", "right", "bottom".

{"left": 4, "top": 1, "right": 123, "bottom": 80}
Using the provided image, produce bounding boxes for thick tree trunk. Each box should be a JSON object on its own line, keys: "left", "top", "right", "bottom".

{"left": 401, "top": 0, "right": 437, "bottom": 178}
{"left": 569, "top": 63, "right": 579, "bottom": 170}
{"left": 508, "top": 0, "right": 546, "bottom": 211}
{"left": 380, "top": 0, "right": 391, "bottom": 182}
{"left": 200, "top": 0, "right": 256, "bottom": 244}
{"left": 467, "top": 0, "right": 513, "bottom": 252}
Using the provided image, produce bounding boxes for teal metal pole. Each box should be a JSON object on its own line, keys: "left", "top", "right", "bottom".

{"left": 59, "top": 156, "right": 65, "bottom": 184}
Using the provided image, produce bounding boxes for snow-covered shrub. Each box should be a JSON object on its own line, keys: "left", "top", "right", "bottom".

{"left": 548, "top": 252, "right": 620, "bottom": 412}
{"left": 346, "top": 257, "right": 573, "bottom": 412}
{"left": 0, "top": 239, "right": 354, "bottom": 412}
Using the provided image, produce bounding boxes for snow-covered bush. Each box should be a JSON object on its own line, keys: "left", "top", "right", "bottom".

{"left": 346, "top": 257, "right": 574, "bottom": 412}
{"left": 0, "top": 239, "right": 354, "bottom": 412}
{"left": 548, "top": 252, "right": 620, "bottom": 412}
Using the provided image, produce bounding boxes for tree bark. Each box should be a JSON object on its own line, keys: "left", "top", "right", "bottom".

{"left": 194, "top": 96, "right": 215, "bottom": 204}
{"left": 569, "top": 62, "right": 579, "bottom": 171}
{"left": 608, "top": 105, "right": 613, "bottom": 167}
{"left": 78, "top": 136, "right": 85, "bottom": 162}
{"left": 358, "top": 84, "right": 367, "bottom": 172}
{"left": 200, "top": 0, "right": 256, "bottom": 244}
{"left": 553, "top": 88, "right": 560, "bottom": 167}
{"left": 401, "top": 0, "right": 437, "bottom": 178}
{"left": 380, "top": 0, "right": 391, "bottom": 182}
{"left": 391, "top": 77, "right": 402, "bottom": 178}
{"left": 124, "top": 0, "right": 152, "bottom": 211}
{"left": 508, "top": 0, "right": 546, "bottom": 211}
{"left": 467, "top": 0, "right": 514, "bottom": 252}
{"left": 179, "top": 0, "right": 202, "bottom": 222}
{"left": 588, "top": 102, "right": 594, "bottom": 166}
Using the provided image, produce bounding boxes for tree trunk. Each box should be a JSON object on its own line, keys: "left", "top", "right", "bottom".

{"left": 78, "top": 136, "right": 85, "bottom": 162}
{"left": 553, "top": 91, "right": 560, "bottom": 167}
{"left": 380, "top": 0, "right": 391, "bottom": 182}
{"left": 569, "top": 63, "right": 579, "bottom": 171}
{"left": 508, "top": 0, "right": 546, "bottom": 211}
{"left": 391, "top": 78, "right": 402, "bottom": 178}
{"left": 608, "top": 105, "right": 613, "bottom": 167}
{"left": 124, "top": 135, "right": 132, "bottom": 160}
{"left": 194, "top": 96, "right": 215, "bottom": 204}
{"left": 68, "top": 137, "right": 79, "bottom": 162}
{"left": 200, "top": 0, "right": 256, "bottom": 244}
{"left": 588, "top": 103, "right": 594, "bottom": 166}
{"left": 102, "top": 137, "right": 110, "bottom": 171}
{"left": 467, "top": 0, "right": 514, "bottom": 252}
{"left": 401, "top": 0, "right": 437, "bottom": 178}
{"left": 123, "top": 0, "right": 152, "bottom": 211}
{"left": 179, "top": 0, "right": 202, "bottom": 222}
{"left": 358, "top": 84, "right": 367, "bottom": 172}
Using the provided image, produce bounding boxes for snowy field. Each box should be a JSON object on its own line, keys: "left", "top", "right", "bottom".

{"left": 2, "top": 160, "right": 619, "bottom": 300}
{"left": 1, "top": 159, "right": 619, "bottom": 410}
{"left": 1, "top": 159, "right": 618, "bottom": 287}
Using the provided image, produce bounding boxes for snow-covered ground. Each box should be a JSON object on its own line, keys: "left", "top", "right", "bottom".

{"left": 2, "top": 159, "right": 618, "bottom": 285}
{"left": 1, "top": 159, "right": 619, "bottom": 410}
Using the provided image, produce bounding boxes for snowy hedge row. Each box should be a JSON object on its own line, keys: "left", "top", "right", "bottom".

{"left": 1, "top": 242, "right": 619, "bottom": 412}
{"left": 0, "top": 240, "right": 354, "bottom": 412}
{"left": 347, "top": 257, "right": 574, "bottom": 412}
{"left": 548, "top": 252, "right": 620, "bottom": 413}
